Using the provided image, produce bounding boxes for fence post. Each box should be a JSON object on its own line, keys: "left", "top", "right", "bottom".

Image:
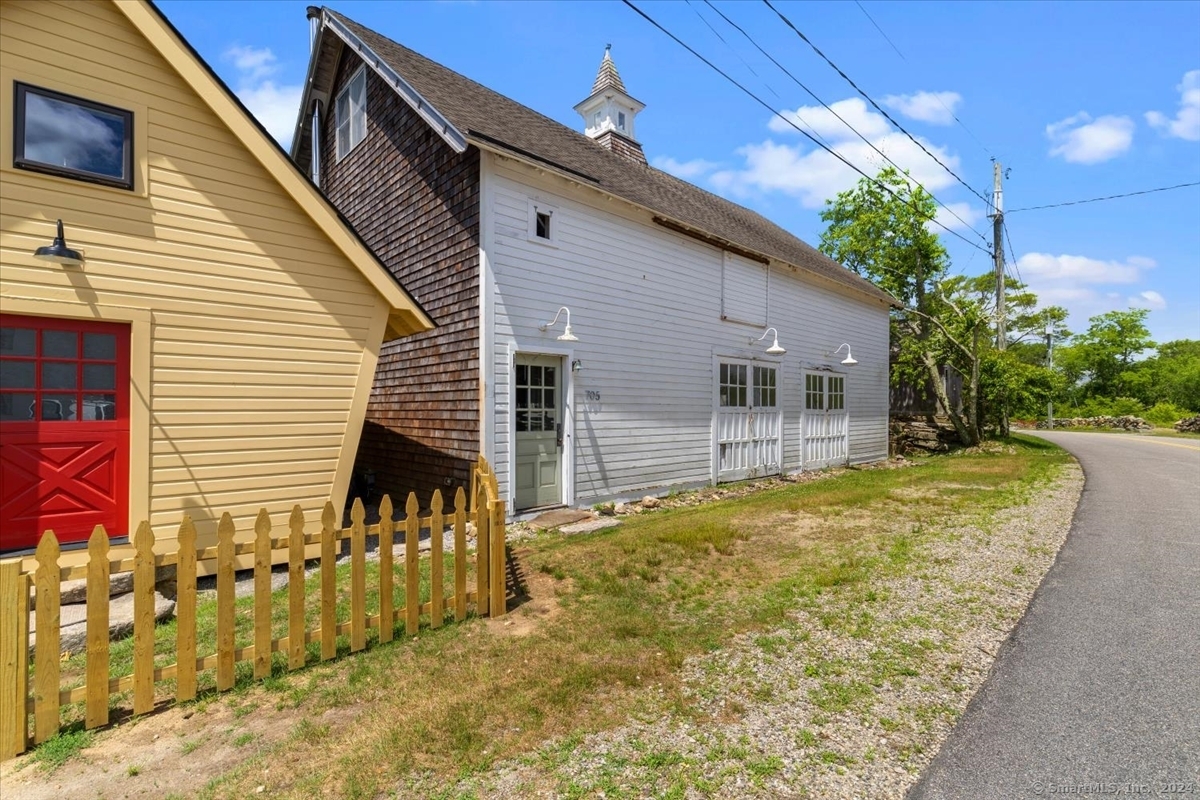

{"left": 253, "top": 509, "right": 273, "bottom": 679}
{"left": 0, "top": 559, "right": 29, "bottom": 758}
{"left": 475, "top": 488, "right": 490, "bottom": 617}
{"left": 176, "top": 517, "right": 198, "bottom": 702}
{"left": 378, "top": 495, "right": 395, "bottom": 644}
{"left": 216, "top": 513, "right": 236, "bottom": 691}
{"left": 430, "top": 491, "right": 444, "bottom": 629}
{"left": 490, "top": 499, "right": 506, "bottom": 618}
{"left": 453, "top": 487, "right": 467, "bottom": 622}
{"left": 405, "top": 493, "right": 419, "bottom": 636}
{"left": 133, "top": 521, "right": 156, "bottom": 715}
{"left": 287, "top": 506, "right": 306, "bottom": 670}
{"left": 350, "top": 499, "right": 366, "bottom": 653}
{"left": 320, "top": 502, "right": 337, "bottom": 661}
{"left": 85, "top": 527, "right": 110, "bottom": 729}
{"left": 33, "top": 531, "right": 60, "bottom": 744}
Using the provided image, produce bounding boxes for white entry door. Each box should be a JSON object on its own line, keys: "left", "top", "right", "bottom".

{"left": 514, "top": 354, "right": 563, "bottom": 510}
{"left": 802, "top": 371, "right": 848, "bottom": 469}
{"left": 715, "top": 361, "right": 781, "bottom": 482}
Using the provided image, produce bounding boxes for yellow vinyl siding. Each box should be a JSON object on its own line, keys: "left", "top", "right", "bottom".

{"left": 0, "top": 0, "right": 400, "bottom": 559}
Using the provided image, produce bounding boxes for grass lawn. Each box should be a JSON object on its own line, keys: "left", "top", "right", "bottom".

{"left": 19, "top": 436, "right": 1072, "bottom": 799}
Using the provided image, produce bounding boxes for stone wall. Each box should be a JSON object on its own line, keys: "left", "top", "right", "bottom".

{"left": 1035, "top": 416, "right": 1152, "bottom": 431}
{"left": 889, "top": 415, "right": 961, "bottom": 454}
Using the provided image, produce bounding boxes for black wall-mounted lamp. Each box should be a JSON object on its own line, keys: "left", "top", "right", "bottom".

{"left": 34, "top": 219, "right": 84, "bottom": 266}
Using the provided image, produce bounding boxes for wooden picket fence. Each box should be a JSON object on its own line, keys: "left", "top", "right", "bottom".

{"left": 0, "top": 456, "right": 506, "bottom": 759}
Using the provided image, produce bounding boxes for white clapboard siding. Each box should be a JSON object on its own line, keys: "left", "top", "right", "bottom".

{"left": 484, "top": 157, "right": 889, "bottom": 506}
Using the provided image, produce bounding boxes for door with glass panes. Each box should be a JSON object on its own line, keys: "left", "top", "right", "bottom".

{"left": 1, "top": 315, "right": 130, "bottom": 552}
{"left": 801, "top": 371, "right": 848, "bottom": 468}
{"left": 514, "top": 354, "right": 563, "bottom": 510}
{"left": 714, "top": 360, "right": 781, "bottom": 482}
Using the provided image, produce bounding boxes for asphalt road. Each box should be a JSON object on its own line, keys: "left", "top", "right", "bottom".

{"left": 909, "top": 431, "right": 1200, "bottom": 800}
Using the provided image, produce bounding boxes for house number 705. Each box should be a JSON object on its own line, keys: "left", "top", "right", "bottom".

{"left": 585, "top": 391, "right": 601, "bottom": 402}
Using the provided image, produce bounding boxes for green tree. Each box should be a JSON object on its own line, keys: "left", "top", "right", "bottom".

{"left": 820, "top": 167, "right": 994, "bottom": 443}
{"left": 1128, "top": 339, "right": 1200, "bottom": 410}
{"left": 1064, "top": 309, "right": 1156, "bottom": 400}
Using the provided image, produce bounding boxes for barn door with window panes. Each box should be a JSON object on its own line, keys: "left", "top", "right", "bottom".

{"left": 802, "top": 371, "right": 848, "bottom": 469}
{"left": 1, "top": 315, "right": 130, "bottom": 551}
{"left": 715, "top": 361, "right": 781, "bottom": 482}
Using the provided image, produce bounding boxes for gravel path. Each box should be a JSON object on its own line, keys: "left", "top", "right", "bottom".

{"left": 416, "top": 462, "right": 1084, "bottom": 799}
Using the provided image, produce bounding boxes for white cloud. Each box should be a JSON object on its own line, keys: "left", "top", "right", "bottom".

{"left": 224, "top": 45, "right": 279, "bottom": 82}
{"left": 931, "top": 201, "right": 984, "bottom": 233}
{"left": 222, "top": 44, "right": 302, "bottom": 147}
{"left": 1017, "top": 252, "right": 1152, "bottom": 284}
{"left": 1145, "top": 70, "right": 1200, "bottom": 141}
{"left": 1128, "top": 290, "right": 1167, "bottom": 310}
{"left": 711, "top": 122, "right": 964, "bottom": 210}
{"left": 1045, "top": 112, "right": 1135, "bottom": 164}
{"left": 768, "top": 97, "right": 891, "bottom": 140}
{"left": 882, "top": 91, "right": 962, "bottom": 125}
{"left": 1013, "top": 252, "right": 1164, "bottom": 330}
{"left": 651, "top": 156, "right": 720, "bottom": 180}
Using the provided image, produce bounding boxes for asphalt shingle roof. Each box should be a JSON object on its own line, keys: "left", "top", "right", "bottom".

{"left": 328, "top": 9, "right": 897, "bottom": 308}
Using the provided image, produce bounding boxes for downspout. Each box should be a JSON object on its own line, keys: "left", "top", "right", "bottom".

{"left": 307, "top": 6, "right": 322, "bottom": 187}
{"left": 310, "top": 100, "right": 321, "bottom": 187}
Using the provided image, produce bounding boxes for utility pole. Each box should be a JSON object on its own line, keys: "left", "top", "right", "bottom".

{"left": 990, "top": 161, "right": 1005, "bottom": 350}
{"left": 1046, "top": 323, "right": 1055, "bottom": 429}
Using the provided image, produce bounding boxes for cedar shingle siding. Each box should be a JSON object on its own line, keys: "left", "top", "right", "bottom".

{"left": 320, "top": 50, "right": 481, "bottom": 501}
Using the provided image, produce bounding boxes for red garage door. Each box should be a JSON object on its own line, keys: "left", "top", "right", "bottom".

{"left": 1, "top": 315, "right": 130, "bottom": 552}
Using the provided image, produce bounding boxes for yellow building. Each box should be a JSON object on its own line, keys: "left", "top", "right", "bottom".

{"left": 0, "top": 0, "right": 431, "bottom": 566}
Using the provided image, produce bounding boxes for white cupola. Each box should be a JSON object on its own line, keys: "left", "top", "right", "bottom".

{"left": 573, "top": 45, "right": 646, "bottom": 164}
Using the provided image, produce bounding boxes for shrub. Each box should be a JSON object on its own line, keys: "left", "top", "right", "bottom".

{"left": 1143, "top": 401, "right": 1197, "bottom": 427}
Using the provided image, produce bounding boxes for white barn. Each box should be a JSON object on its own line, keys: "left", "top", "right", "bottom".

{"left": 293, "top": 8, "right": 897, "bottom": 514}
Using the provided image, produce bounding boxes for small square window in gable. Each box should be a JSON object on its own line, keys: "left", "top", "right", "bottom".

{"left": 528, "top": 201, "right": 559, "bottom": 245}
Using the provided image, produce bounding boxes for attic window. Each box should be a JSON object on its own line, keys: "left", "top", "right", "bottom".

{"left": 529, "top": 201, "right": 559, "bottom": 245}
{"left": 13, "top": 83, "right": 133, "bottom": 190}
{"left": 335, "top": 66, "right": 367, "bottom": 160}
{"left": 617, "top": 111, "right": 626, "bottom": 131}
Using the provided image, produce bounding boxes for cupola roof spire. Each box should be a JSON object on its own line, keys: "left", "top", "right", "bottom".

{"left": 591, "top": 44, "right": 628, "bottom": 96}
{"left": 574, "top": 45, "right": 646, "bottom": 164}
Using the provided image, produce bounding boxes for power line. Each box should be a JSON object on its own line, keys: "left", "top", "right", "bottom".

{"left": 1003, "top": 221, "right": 1023, "bottom": 287}
{"left": 701, "top": 0, "right": 988, "bottom": 243}
{"left": 852, "top": 1, "right": 906, "bottom": 62}
{"left": 687, "top": 1, "right": 782, "bottom": 101}
{"left": 763, "top": 0, "right": 991, "bottom": 207}
{"left": 851, "top": 0, "right": 994, "bottom": 159}
{"left": 620, "top": 0, "right": 994, "bottom": 257}
{"left": 1007, "top": 181, "right": 1200, "bottom": 213}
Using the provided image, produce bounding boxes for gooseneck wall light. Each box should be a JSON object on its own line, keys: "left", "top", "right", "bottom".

{"left": 33, "top": 219, "right": 83, "bottom": 267}
{"left": 834, "top": 343, "right": 858, "bottom": 366}
{"left": 752, "top": 327, "right": 786, "bottom": 355}
{"left": 539, "top": 306, "right": 578, "bottom": 342}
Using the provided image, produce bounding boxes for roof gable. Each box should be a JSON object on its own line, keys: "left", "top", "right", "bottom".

{"left": 116, "top": 0, "right": 432, "bottom": 339}
{"left": 295, "top": 7, "right": 897, "bottom": 309}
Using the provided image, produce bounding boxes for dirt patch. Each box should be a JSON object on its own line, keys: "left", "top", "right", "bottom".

{"left": 486, "top": 553, "right": 567, "bottom": 638}
{"left": 0, "top": 685, "right": 363, "bottom": 800}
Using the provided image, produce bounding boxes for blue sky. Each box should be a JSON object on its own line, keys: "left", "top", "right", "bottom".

{"left": 160, "top": 0, "right": 1200, "bottom": 346}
